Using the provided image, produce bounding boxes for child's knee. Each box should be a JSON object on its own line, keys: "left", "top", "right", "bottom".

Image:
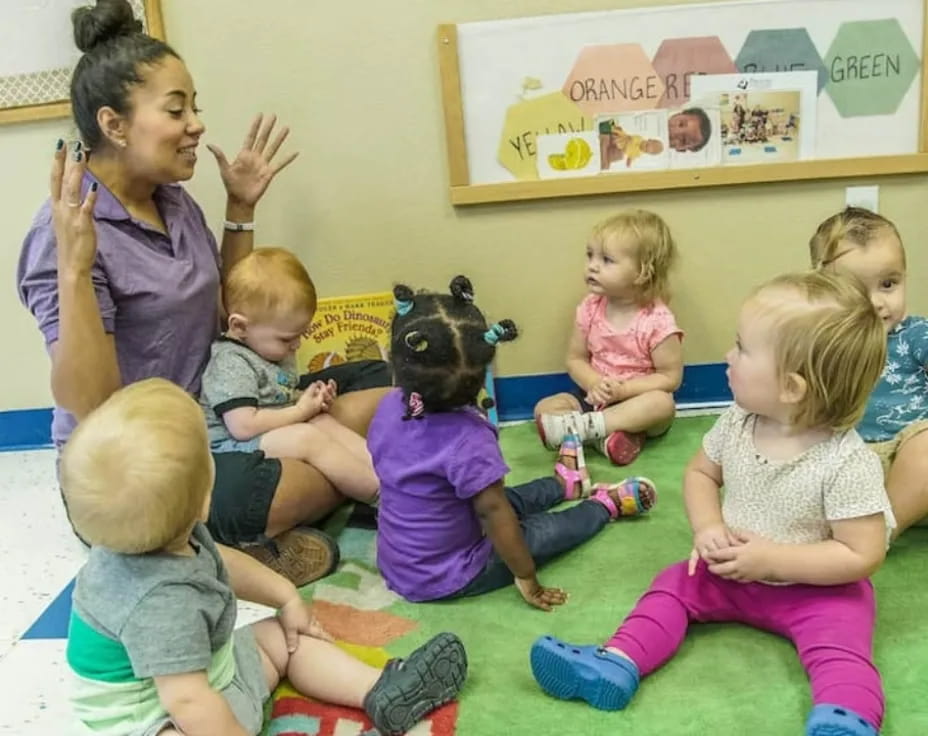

{"left": 893, "top": 428, "right": 928, "bottom": 472}
{"left": 638, "top": 391, "right": 676, "bottom": 432}
{"left": 535, "top": 393, "right": 580, "bottom": 416}
{"left": 652, "top": 390, "right": 676, "bottom": 414}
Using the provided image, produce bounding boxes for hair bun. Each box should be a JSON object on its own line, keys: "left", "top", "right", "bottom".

{"left": 496, "top": 319, "right": 518, "bottom": 342}
{"left": 73, "top": 0, "right": 143, "bottom": 53}
{"left": 393, "top": 284, "right": 414, "bottom": 303}
{"left": 449, "top": 275, "right": 475, "bottom": 302}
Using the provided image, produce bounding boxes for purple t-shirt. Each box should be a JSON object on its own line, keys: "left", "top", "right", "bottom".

{"left": 17, "top": 175, "right": 221, "bottom": 447}
{"left": 368, "top": 388, "right": 510, "bottom": 601}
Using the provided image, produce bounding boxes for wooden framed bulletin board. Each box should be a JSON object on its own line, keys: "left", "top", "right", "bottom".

{"left": 437, "top": 0, "right": 928, "bottom": 205}
{"left": 0, "top": 0, "right": 164, "bottom": 125}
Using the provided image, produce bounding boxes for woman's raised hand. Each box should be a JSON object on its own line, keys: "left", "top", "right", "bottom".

{"left": 50, "top": 139, "right": 99, "bottom": 277}
{"left": 207, "top": 113, "right": 299, "bottom": 208}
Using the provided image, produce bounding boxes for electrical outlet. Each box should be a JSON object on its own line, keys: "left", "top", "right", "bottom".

{"left": 845, "top": 186, "right": 879, "bottom": 212}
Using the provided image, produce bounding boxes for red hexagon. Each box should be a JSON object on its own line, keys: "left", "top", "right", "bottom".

{"left": 562, "top": 44, "right": 664, "bottom": 117}
{"left": 652, "top": 36, "right": 737, "bottom": 108}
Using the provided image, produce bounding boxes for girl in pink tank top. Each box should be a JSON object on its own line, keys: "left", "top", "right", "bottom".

{"left": 534, "top": 209, "right": 684, "bottom": 467}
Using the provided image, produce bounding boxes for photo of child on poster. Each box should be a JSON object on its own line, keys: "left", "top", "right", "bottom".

{"left": 666, "top": 103, "right": 722, "bottom": 168}
{"left": 718, "top": 90, "right": 801, "bottom": 164}
{"left": 597, "top": 114, "right": 668, "bottom": 171}
{"left": 596, "top": 104, "right": 722, "bottom": 172}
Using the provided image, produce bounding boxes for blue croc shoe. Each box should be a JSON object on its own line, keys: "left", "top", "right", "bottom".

{"left": 806, "top": 704, "right": 879, "bottom": 736}
{"left": 530, "top": 635, "right": 639, "bottom": 711}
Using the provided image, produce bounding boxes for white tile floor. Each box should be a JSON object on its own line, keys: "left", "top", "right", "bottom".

{"left": 0, "top": 448, "right": 274, "bottom": 734}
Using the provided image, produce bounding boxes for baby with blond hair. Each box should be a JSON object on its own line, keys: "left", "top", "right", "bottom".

{"left": 534, "top": 209, "right": 683, "bottom": 472}
{"left": 532, "top": 270, "right": 893, "bottom": 736}
{"left": 63, "top": 378, "right": 466, "bottom": 736}
{"left": 200, "top": 248, "right": 379, "bottom": 495}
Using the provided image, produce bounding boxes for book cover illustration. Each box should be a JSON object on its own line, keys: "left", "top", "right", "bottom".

{"left": 298, "top": 291, "right": 393, "bottom": 374}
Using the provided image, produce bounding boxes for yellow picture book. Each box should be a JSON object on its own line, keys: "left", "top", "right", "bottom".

{"left": 297, "top": 291, "right": 394, "bottom": 374}
{"left": 297, "top": 290, "right": 499, "bottom": 425}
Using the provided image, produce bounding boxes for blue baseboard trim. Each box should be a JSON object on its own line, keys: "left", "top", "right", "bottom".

{"left": 0, "top": 363, "right": 731, "bottom": 449}
{"left": 495, "top": 362, "right": 731, "bottom": 423}
{"left": 0, "top": 407, "right": 53, "bottom": 452}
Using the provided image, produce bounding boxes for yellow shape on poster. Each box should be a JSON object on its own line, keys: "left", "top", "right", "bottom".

{"left": 565, "top": 138, "right": 591, "bottom": 168}
{"left": 498, "top": 91, "right": 590, "bottom": 180}
{"left": 548, "top": 138, "right": 592, "bottom": 171}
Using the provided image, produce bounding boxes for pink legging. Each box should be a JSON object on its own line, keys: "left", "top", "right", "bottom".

{"left": 606, "top": 561, "right": 884, "bottom": 729}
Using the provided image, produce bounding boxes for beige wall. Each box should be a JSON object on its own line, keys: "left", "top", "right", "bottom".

{"left": 4, "top": 0, "right": 928, "bottom": 411}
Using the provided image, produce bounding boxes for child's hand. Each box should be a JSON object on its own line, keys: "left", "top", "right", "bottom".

{"left": 278, "top": 596, "right": 334, "bottom": 652}
{"left": 319, "top": 379, "right": 337, "bottom": 411}
{"left": 603, "top": 378, "right": 628, "bottom": 403}
{"left": 514, "top": 575, "right": 568, "bottom": 611}
{"left": 296, "top": 381, "right": 327, "bottom": 419}
{"left": 707, "top": 531, "right": 777, "bottom": 583}
{"left": 689, "top": 523, "right": 741, "bottom": 575}
{"left": 585, "top": 379, "right": 612, "bottom": 408}
{"left": 586, "top": 378, "right": 626, "bottom": 408}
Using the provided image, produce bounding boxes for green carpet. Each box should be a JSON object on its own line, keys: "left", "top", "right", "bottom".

{"left": 280, "top": 416, "right": 928, "bottom": 735}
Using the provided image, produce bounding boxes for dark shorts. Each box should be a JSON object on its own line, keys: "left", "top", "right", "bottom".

{"left": 573, "top": 388, "right": 595, "bottom": 413}
{"left": 206, "top": 359, "right": 391, "bottom": 546}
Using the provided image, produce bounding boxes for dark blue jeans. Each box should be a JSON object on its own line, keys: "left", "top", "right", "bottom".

{"left": 450, "top": 476, "right": 610, "bottom": 597}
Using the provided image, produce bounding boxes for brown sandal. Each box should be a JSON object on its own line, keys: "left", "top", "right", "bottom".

{"left": 244, "top": 527, "right": 340, "bottom": 587}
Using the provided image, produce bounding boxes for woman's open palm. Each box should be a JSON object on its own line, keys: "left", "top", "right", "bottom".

{"left": 207, "top": 114, "right": 299, "bottom": 207}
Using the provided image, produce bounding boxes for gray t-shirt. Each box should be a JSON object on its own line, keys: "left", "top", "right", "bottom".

{"left": 199, "top": 338, "right": 300, "bottom": 446}
{"left": 68, "top": 523, "right": 239, "bottom": 731}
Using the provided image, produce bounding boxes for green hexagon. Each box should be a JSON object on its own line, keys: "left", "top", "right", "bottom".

{"left": 825, "top": 19, "right": 920, "bottom": 117}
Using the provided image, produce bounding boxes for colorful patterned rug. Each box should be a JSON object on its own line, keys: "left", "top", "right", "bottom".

{"left": 262, "top": 525, "right": 460, "bottom": 736}
{"left": 262, "top": 418, "right": 928, "bottom": 735}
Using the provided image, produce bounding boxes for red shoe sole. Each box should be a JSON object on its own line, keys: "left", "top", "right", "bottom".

{"left": 604, "top": 432, "right": 644, "bottom": 466}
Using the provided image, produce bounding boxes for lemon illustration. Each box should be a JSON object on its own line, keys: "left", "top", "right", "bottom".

{"left": 565, "top": 138, "right": 591, "bottom": 169}
{"left": 547, "top": 154, "right": 567, "bottom": 170}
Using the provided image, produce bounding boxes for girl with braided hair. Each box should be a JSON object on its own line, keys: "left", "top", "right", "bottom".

{"left": 367, "top": 276, "right": 656, "bottom": 610}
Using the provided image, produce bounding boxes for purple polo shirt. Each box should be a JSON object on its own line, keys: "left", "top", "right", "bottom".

{"left": 368, "top": 388, "right": 510, "bottom": 601}
{"left": 17, "top": 175, "right": 221, "bottom": 448}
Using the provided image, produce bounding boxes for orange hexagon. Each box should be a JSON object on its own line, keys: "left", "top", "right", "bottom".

{"left": 562, "top": 44, "right": 665, "bottom": 117}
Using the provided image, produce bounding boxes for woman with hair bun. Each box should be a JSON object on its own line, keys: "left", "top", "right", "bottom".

{"left": 17, "top": 0, "right": 387, "bottom": 585}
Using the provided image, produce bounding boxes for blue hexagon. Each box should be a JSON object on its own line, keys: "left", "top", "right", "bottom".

{"left": 735, "top": 28, "right": 827, "bottom": 93}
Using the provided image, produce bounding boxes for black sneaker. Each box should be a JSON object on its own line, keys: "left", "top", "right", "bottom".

{"left": 363, "top": 632, "right": 468, "bottom": 735}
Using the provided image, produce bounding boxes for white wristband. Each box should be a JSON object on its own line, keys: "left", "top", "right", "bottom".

{"left": 223, "top": 220, "right": 255, "bottom": 232}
